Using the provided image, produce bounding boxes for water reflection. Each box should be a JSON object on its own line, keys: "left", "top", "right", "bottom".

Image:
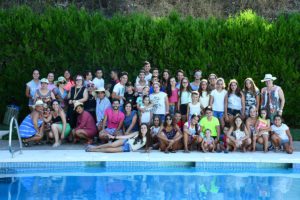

{"left": 1, "top": 174, "right": 299, "bottom": 200}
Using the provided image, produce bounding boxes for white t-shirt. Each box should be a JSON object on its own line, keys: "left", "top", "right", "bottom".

{"left": 92, "top": 77, "right": 104, "bottom": 89}
{"left": 113, "top": 83, "right": 126, "bottom": 105}
{"left": 200, "top": 91, "right": 210, "bottom": 108}
{"left": 211, "top": 89, "right": 227, "bottom": 112}
{"left": 271, "top": 124, "right": 289, "bottom": 140}
{"left": 184, "top": 122, "right": 200, "bottom": 135}
{"left": 228, "top": 93, "right": 242, "bottom": 110}
{"left": 140, "top": 105, "right": 152, "bottom": 124}
{"left": 150, "top": 92, "right": 167, "bottom": 115}
{"left": 151, "top": 126, "right": 160, "bottom": 135}
{"left": 179, "top": 91, "right": 192, "bottom": 105}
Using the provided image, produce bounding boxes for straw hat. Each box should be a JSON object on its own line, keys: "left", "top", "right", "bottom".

{"left": 54, "top": 76, "right": 67, "bottom": 86}
{"left": 93, "top": 87, "right": 110, "bottom": 98}
{"left": 73, "top": 101, "right": 84, "bottom": 110}
{"left": 33, "top": 100, "right": 44, "bottom": 108}
{"left": 261, "top": 74, "right": 277, "bottom": 82}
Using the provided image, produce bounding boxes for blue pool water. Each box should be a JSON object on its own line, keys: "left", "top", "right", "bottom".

{"left": 1, "top": 167, "right": 300, "bottom": 200}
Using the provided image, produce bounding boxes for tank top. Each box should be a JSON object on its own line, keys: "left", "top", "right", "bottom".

{"left": 162, "top": 127, "right": 177, "bottom": 139}
{"left": 184, "top": 121, "right": 200, "bottom": 135}
{"left": 257, "top": 118, "right": 268, "bottom": 129}
{"left": 70, "top": 86, "right": 85, "bottom": 101}
{"left": 200, "top": 91, "right": 210, "bottom": 109}
{"left": 261, "top": 86, "right": 281, "bottom": 113}
{"left": 52, "top": 113, "right": 62, "bottom": 123}
{"left": 228, "top": 93, "right": 242, "bottom": 110}
{"left": 188, "top": 102, "right": 201, "bottom": 117}
{"left": 36, "top": 89, "right": 51, "bottom": 99}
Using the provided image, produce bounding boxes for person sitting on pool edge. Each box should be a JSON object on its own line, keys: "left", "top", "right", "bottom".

{"left": 86, "top": 123, "right": 151, "bottom": 153}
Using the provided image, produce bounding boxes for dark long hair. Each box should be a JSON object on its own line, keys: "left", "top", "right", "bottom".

{"left": 133, "top": 123, "right": 152, "bottom": 150}
{"left": 166, "top": 77, "right": 175, "bottom": 97}
{"left": 190, "top": 114, "right": 200, "bottom": 135}
{"left": 179, "top": 77, "right": 192, "bottom": 100}
{"left": 233, "top": 115, "right": 246, "bottom": 131}
{"left": 227, "top": 79, "right": 242, "bottom": 98}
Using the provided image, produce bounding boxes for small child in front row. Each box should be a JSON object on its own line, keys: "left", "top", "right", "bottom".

{"left": 253, "top": 108, "right": 271, "bottom": 152}
{"left": 139, "top": 95, "right": 153, "bottom": 126}
{"left": 201, "top": 129, "right": 215, "bottom": 152}
{"left": 150, "top": 115, "right": 161, "bottom": 149}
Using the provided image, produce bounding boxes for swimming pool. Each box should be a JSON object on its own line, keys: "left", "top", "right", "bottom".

{"left": 1, "top": 164, "right": 300, "bottom": 199}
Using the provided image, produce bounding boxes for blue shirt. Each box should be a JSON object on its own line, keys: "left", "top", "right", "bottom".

{"left": 96, "top": 97, "right": 111, "bottom": 125}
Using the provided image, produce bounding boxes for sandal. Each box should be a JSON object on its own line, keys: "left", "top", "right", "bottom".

{"left": 183, "top": 149, "right": 190, "bottom": 153}
{"left": 170, "top": 149, "right": 176, "bottom": 153}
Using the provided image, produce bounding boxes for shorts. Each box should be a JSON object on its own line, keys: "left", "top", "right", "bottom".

{"left": 280, "top": 139, "right": 289, "bottom": 146}
{"left": 213, "top": 111, "right": 224, "bottom": 119}
{"left": 180, "top": 104, "right": 188, "bottom": 115}
{"left": 122, "top": 139, "right": 131, "bottom": 152}
{"left": 58, "top": 123, "right": 71, "bottom": 137}
{"left": 227, "top": 108, "right": 241, "bottom": 116}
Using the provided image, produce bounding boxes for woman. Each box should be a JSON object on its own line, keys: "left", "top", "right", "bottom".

{"left": 19, "top": 100, "right": 44, "bottom": 146}
{"left": 161, "top": 69, "right": 170, "bottom": 92}
{"left": 48, "top": 100, "right": 71, "bottom": 147}
{"left": 25, "top": 69, "right": 40, "bottom": 109}
{"left": 63, "top": 70, "right": 75, "bottom": 92}
{"left": 67, "top": 75, "right": 88, "bottom": 128}
{"left": 123, "top": 102, "right": 139, "bottom": 134}
{"left": 183, "top": 114, "right": 202, "bottom": 153}
{"left": 190, "top": 70, "right": 202, "bottom": 91}
{"left": 225, "top": 115, "right": 251, "bottom": 152}
{"left": 47, "top": 72, "right": 56, "bottom": 91}
{"left": 243, "top": 78, "right": 260, "bottom": 116}
{"left": 178, "top": 77, "right": 192, "bottom": 122}
{"left": 166, "top": 77, "right": 179, "bottom": 116}
{"left": 72, "top": 102, "right": 97, "bottom": 144}
{"left": 224, "top": 79, "right": 245, "bottom": 123}
{"left": 53, "top": 76, "right": 68, "bottom": 112}
{"left": 85, "top": 81, "right": 97, "bottom": 121}
{"left": 86, "top": 123, "right": 151, "bottom": 153}
{"left": 34, "top": 78, "right": 56, "bottom": 105}
{"left": 158, "top": 114, "right": 182, "bottom": 153}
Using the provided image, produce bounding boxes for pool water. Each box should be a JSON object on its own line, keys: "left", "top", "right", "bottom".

{"left": 1, "top": 169, "right": 300, "bottom": 200}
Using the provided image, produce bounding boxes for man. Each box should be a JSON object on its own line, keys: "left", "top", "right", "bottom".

{"left": 95, "top": 88, "right": 111, "bottom": 131}
{"left": 199, "top": 106, "right": 221, "bottom": 146}
{"left": 136, "top": 61, "right": 152, "bottom": 83}
{"left": 108, "top": 69, "right": 119, "bottom": 96}
{"left": 261, "top": 74, "right": 285, "bottom": 123}
{"left": 149, "top": 82, "right": 169, "bottom": 122}
{"left": 111, "top": 71, "right": 128, "bottom": 110}
{"left": 99, "top": 99, "right": 125, "bottom": 143}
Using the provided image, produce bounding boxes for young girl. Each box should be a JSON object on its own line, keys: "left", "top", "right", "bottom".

{"left": 136, "top": 86, "right": 150, "bottom": 111}
{"left": 198, "top": 79, "right": 211, "bottom": 113}
{"left": 210, "top": 78, "right": 227, "bottom": 128}
{"left": 167, "top": 77, "right": 179, "bottom": 116}
{"left": 86, "top": 123, "right": 151, "bottom": 153}
{"left": 252, "top": 108, "right": 271, "bottom": 152}
{"left": 178, "top": 77, "right": 192, "bottom": 122}
{"left": 243, "top": 78, "right": 260, "bottom": 116}
{"left": 161, "top": 69, "right": 170, "bottom": 92}
{"left": 187, "top": 91, "right": 201, "bottom": 120}
{"left": 139, "top": 95, "right": 153, "bottom": 126}
{"left": 124, "top": 82, "right": 137, "bottom": 110}
{"left": 183, "top": 114, "right": 202, "bottom": 153}
{"left": 201, "top": 129, "right": 215, "bottom": 153}
{"left": 150, "top": 115, "right": 161, "bottom": 149}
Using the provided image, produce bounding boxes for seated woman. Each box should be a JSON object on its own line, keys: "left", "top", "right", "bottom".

{"left": 271, "top": 115, "right": 293, "bottom": 154}
{"left": 86, "top": 123, "right": 151, "bottom": 153}
{"left": 157, "top": 114, "right": 182, "bottom": 153}
{"left": 72, "top": 102, "right": 97, "bottom": 144}
{"left": 183, "top": 114, "right": 202, "bottom": 153}
{"left": 35, "top": 78, "right": 56, "bottom": 105}
{"left": 48, "top": 100, "right": 71, "bottom": 147}
{"left": 225, "top": 115, "right": 251, "bottom": 152}
{"left": 252, "top": 108, "right": 271, "bottom": 152}
{"left": 201, "top": 129, "right": 215, "bottom": 153}
{"left": 19, "top": 100, "right": 44, "bottom": 146}
{"left": 123, "top": 102, "right": 139, "bottom": 134}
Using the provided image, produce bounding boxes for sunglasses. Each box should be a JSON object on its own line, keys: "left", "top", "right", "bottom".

{"left": 166, "top": 118, "right": 172, "bottom": 121}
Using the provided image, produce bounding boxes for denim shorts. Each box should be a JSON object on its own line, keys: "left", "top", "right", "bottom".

{"left": 280, "top": 139, "right": 289, "bottom": 146}
{"left": 227, "top": 108, "right": 241, "bottom": 116}
{"left": 213, "top": 111, "right": 224, "bottom": 119}
{"left": 122, "top": 139, "right": 130, "bottom": 152}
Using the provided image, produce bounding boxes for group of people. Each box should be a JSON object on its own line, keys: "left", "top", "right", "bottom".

{"left": 19, "top": 61, "right": 293, "bottom": 154}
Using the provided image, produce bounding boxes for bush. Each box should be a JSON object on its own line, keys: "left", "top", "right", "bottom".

{"left": 0, "top": 6, "right": 299, "bottom": 126}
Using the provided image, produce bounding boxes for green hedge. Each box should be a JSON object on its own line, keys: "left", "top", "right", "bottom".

{"left": 0, "top": 6, "right": 299, "bottom": 126}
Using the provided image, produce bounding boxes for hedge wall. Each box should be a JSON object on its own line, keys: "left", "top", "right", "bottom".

{"left": 0, "top": 6, "right": 299, "bottom": 126}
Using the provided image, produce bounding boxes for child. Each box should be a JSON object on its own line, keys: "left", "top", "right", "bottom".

{"left": 139, "top": 95, "right": 153, "bottom": 126}
{"left": 92, "top": 69, "right": 105, "bottom": 89}
{"left": 135, "top": 70, "right": 148, "bottom": 96}
{"left": 187, "top": 91, "right": 201, "bottom": 120}
{"left": 271, "top": 115, "right": 293, "bottom": 154}
{"left": 201, "top": 129, "right": 215, "bottom": 152}
{"left": 178, "top": 77, "right": 192, "bottom": 122}
{"left": 150, "top": 115, "right": 161, "bottom": 149}
{"left": 253, "top": 108, "right": 271, "bottom": 152}
{"left": 136, "top": 86, "right": 150, "bottom": 111}
{"left": 198, "top": 79, "right": 211, "bottom": 113}
{"left": 124, "top": 82, "right": 137, "bottom": 110}
{"left": 167, "top": 77, "right": 179, "bottom": 116}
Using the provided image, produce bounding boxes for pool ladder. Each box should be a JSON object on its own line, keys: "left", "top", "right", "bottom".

{"left": 8, "top": 117, "right": 23, "bottom": 158}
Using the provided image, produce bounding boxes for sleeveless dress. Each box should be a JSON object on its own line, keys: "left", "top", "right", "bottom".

{"left": 19, "top": 114, "right": 43, "bottom": 138}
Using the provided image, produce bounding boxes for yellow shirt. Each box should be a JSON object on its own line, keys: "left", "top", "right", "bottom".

{"left": 199, "top": 116, "right": 220, "bottom": 137}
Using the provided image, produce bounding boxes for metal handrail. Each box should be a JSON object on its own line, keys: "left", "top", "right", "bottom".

{"left": 8, "top": 117, "right": 23, "bottom": 158}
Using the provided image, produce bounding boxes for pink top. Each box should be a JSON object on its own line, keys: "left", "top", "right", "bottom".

{"left": 75, "top": 111, "right": 97, "bottom": 137}
{"left": 168, "top": 88, "right": 179, "bottom": 103}
{"left": 64, "top": 80, "right": 75, "bottom": 92}
{"left": 105, "top": 108, "right": 125, "bottom": 129}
